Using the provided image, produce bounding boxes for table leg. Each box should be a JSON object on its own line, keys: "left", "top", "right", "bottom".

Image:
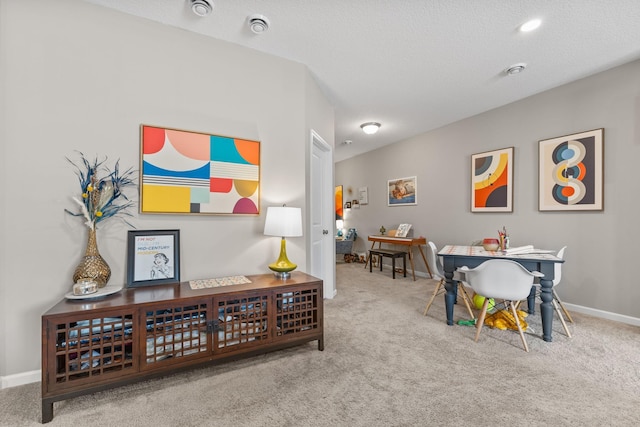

{"left": 526, "top": 286, "right": 536, "bottom": 315}
{"left": 539, "top": 278, "right": 554, "bottom": 342}
{"left": 416, "top": 245, "right": 433, "bottom": 278}
{"left": 443, "top": 271, "right": 456, "bottom": 325}
{"left": 364, "top": 241, "right": 374, "bottom": 269}
{"left": 407, "top": 248, "right": 417, "bottom": 281}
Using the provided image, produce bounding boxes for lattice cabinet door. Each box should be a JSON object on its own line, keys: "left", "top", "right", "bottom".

{"left": 275, "top": 286, "right": 322, "bottom": 340}
{"left": 141, "top": 300, "right": 210, "bottom": 369}
{"left": 43, "top": 310, "right": 136, "bottom": 391}
{"left": 214, "top": 292, "right": 270, "bottom": 353}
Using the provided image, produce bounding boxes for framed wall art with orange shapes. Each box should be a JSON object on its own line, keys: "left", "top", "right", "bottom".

{"left": 140, "top": 125, "right": 260, "bottom": 215}
{"left": 538, "top": 128, "right": 603, "bottom": 211}
{"left": 471, "top": 147, "right": 513, "bottom": 213}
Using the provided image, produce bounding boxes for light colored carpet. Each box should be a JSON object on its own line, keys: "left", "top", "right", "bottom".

{"left": 1, "top": 263, "right": 639, "bottom": 426}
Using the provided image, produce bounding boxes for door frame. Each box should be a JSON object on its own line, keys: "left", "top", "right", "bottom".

{"left": 309, "top": 130, "right": 335, "bottom": 298}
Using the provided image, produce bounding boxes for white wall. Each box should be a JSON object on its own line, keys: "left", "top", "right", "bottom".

{"left": 0, "top": 0, "right": 333, "bottom": 378}
{"left": 337, "top": 59, "right": 640, "bottom": 320}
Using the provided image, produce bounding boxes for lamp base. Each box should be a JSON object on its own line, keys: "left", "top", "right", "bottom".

{"left": 268, "top": 237, "right": 297, "bottom": 280}
{"left": 272, "top": 271, "right": 292, "bottom": 280}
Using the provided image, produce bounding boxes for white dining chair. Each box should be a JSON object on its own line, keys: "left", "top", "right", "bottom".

{"left": 423, "top": 241, "right": 474, "bottom": 319}
{"left": 459, "top": 259, "right": 544, "bottom": 352}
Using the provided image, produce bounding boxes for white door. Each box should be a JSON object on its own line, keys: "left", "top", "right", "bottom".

{"left": 310, "top": 130, "right": 335, "bottom": 298}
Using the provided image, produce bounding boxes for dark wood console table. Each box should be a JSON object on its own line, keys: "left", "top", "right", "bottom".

{"left": 41, "top": 272, "right": 323, "bottom": 423}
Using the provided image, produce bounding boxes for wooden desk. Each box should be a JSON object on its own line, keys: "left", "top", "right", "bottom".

{"left": 365, "top": 235, "right": 433, "bottom": 280}
{"left": 438, "top": 245, "right": 563, "bottom": 342}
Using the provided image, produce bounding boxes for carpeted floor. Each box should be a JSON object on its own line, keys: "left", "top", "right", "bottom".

{"left": 1, "top": 262, "right": 639, "bottom": 426}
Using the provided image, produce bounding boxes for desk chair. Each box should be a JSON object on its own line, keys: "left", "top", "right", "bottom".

{"left": 423, "top": 242, "right": 474, "bottom": 319}
{"left": 459, "top": 259, "right": 543, "bottom": 352}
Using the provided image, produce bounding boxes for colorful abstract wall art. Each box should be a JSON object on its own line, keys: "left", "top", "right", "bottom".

{"left": 471, "top": 147, "right": 513, "bottom": 212}
{"left": 140, "top": 125, "right": 260, "bottom": 215}
{"left": 538, "top": 129, "right": 603, "bottom": 211}
{"left": 335, "top": 185, "right": 343, "bottom": 220}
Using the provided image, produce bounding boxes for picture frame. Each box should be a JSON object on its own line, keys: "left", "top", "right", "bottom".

{"left": 127, "top": 230, "right": 181, "bottom": 287}
{"left": 471, "top": 147, "right": 514, "bottom": 212}
{"left": 140, "top": 125, "right": 260, "bottom": 215}
{"left": 388, "top": 176, "right": 417, "bottom": 206}
{"left": 352, "top": 199, "right": 360, "bottom": 209}
{"left": 395, "top": 223, "right": 412, "bottom": 238}
{"left": 344, "top": 201, "right": 351, "bottom": 209}
{"left": 335, "top": 185, "right": 343, "bottom": 220}
{"left": 358, "top": 186, "right": 368, "bottom": 205}
{"left": 538, "top": 128, "right": 604, "bottom": 211}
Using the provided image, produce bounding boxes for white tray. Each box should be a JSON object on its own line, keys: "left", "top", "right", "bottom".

{"left": 65, "top": 284, "right": 123, "bottom": 300}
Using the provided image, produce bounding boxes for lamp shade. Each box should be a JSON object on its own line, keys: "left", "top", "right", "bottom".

{"left": 264, "top": 206, "right": 302, "bottom": 237}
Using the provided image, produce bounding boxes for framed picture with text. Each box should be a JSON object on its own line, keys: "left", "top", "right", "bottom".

{"left": 127, "top": 229, "right": 181, "bottom": 287}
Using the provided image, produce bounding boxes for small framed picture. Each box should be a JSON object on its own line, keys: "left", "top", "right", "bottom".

{"left": 388, "top": 176, "right": 417, "bottom": 206}
{"left": 358, "top": 187, "right": 368, "bottom": 205}
{"left": 127, "top": 230, "right": 181, "bottom": 287}
{"left": 344, "top": 201, "right": 352, "bottom": 209}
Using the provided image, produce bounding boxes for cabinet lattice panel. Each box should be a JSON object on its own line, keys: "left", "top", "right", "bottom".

{"left": 216, "top": 295, "right": 268, "bottom": 350}
{"left": 276, "top": 288, "right": 320, "bottom": 336}
{"left": 144, "top": 303, "right": 208, "bottom": 364}
{"left": 54, "top": 314, "right": 134, "bottom": 384}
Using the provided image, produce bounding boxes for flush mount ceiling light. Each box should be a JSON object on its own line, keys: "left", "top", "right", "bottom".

{"left": 360, "top": 122, "right": 381, "bottom": 135}
{"left": 190, "top": 0, "right": 213, "bottom": 17}
{"left": 505, "top": 63, "right": 527, "bottom": 76}
{"left": 248, "top": 14, "right": 270, "bottom": 34}
{"left": 520, "top": 18, "right": 542, "bottom": 32}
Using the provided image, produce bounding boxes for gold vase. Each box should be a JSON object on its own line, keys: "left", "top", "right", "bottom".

{"left": 73, "top": 227, "right": 111, "bottom": 287}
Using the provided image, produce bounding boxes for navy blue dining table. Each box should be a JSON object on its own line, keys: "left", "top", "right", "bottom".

{"left": 439, "top": 245, "right": 564, "bottom": 342}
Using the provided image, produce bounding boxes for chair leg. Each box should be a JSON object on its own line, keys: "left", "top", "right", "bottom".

{"left": 553, "top": 289, "right": 574, "bottom": 323}
{"left": 474, "top": 299, "right": 489, "bottom": 342}
{"left": 509, "top": 302, "right": 529, "bottom": 352}
{"left": 457, "top": 284, "right": 475, "bottom": 319}
{"left": 552, "top": 299, "right": 572, "bottom": 338}
{"left": 423, "top": 279, "right": 444, "bottom": 316}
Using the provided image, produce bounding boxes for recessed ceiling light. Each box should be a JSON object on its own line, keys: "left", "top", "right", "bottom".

{"left": 505, "top": 63, "right": 527, "bottom": 75}
{"left": 248, "top": 14, "right": 270, "bottom": 34}
{"left": 520, "top": 19, "right": 541, "bottom": 32}
{"left": 190, "top": 0, "right": 213, "bottom": 17}
{"left": 360, "top": 122, "right": 381, "bottom": 135}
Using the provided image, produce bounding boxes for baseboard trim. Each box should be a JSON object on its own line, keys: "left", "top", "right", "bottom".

{"left": 564, "top": 303, "right": 640, "bottom": 327}
{"left": 1, "top": 370, "right": 40, "bottom": 389}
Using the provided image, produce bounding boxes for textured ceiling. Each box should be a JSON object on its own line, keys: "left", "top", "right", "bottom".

{"left": 84, "top": 0, "right": 640, "bottom": 162}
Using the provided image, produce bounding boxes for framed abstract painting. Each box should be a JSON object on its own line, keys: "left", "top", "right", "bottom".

{"left": 471, "top": 147, "right": 513, "bottom": 212}
{"left": 335, "top": 185, "right": 343, "bottom": 220}
{"left": 538, "top": 128, "right": 604, "bottom": 211}
{"left": 140, "top": 125, "right": 260, "bottom": 215}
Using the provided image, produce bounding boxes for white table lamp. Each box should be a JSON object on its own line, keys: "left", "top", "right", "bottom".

{"left": 264, "top": 205, "right": 302, "bottom": 279}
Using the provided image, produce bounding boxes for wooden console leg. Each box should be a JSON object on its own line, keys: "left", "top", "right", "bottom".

{"left": 318, "top": 336, "right": 325, "bottom": 351}
{"left": 42, "top": 400, "right": 54, "bottom": 423}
